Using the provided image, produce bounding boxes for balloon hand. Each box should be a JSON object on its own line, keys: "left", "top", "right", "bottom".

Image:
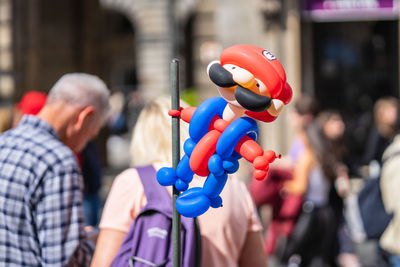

{"left": 252, "top": 150, "right": 281, "bottom": 181}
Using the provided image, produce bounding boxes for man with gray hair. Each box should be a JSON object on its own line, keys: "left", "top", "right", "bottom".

{"left": 0, "top": 73, "right": 110, "bottom": 266}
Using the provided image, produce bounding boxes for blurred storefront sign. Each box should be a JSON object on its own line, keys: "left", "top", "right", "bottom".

{"left": 302, "top": 0, "right": 399, "bottom": 21}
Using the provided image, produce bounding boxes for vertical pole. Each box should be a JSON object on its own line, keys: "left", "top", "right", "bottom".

{"left": 169, "top": 0, "right": 180, "bottom": 263}
{"left": 397, "top": 3, "right": 400, "bottom": 123}
{"left": 394, "top": 2, "right": 400, "bottom": 121}
{"left": 168, "top": 0, "right": 178, "bottom": 59}
{"left": 171, "top": 59, "right": 181, "bottom": 267}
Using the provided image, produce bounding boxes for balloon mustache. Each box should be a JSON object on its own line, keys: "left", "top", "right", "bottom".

{"left": 234, "top": 85, "right": 271, "bottom": 112}
{"left": 208, "top": 62, "right": 272, "bottom": 112}
{"left": 208, "top": 62, "right": 236, "bottom": 88}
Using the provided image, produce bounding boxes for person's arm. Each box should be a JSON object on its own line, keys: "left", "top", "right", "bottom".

{"left": 90, "top": 229, "right": 127, "bottom": 267}
{"left": 239, "top": 231, "right": 268, "bottom": 267}
{"left": 283, "top": 149, "right": 314, "bottom": 195}
{"left": 36, "top": 164, "right": 93, "bottom": 266}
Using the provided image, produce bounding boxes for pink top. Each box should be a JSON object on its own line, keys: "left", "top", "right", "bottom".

{"left": 100, "top": 163, "right": 262, "bottom": 267}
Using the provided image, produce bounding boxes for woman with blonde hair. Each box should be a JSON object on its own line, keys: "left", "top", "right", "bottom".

{"left": 130, "top": 96, "right": 189, "bottom": 166}
{"left": 91, "top": 96, "right": 267, "bottom": 267}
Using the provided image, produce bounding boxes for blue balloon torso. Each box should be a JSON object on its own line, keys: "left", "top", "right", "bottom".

{"left": 189, "top": 97, "right": 226, "bottom": 142}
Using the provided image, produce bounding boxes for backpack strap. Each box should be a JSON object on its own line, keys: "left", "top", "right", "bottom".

{"left": 136, "top": 165, "right": 172, "bottom": 214}
{"left": 137, "top": 165, "right": 202, "bottom": 267}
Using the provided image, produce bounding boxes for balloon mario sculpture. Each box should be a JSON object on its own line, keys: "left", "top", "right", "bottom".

{"left": 157, "top": 44, "right": 293, "bottom": 217}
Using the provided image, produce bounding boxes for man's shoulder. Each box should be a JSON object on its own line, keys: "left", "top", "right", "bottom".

{"left": 0, "top": 124, "right": 76, "bottom": 168}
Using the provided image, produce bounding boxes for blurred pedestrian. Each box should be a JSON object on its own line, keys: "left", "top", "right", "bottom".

{"left": 12, "top": 90, "right": 47, "bottom": 127}
{"left": 249, "top": 93, "right": 319, "bottom": 256}
{"left": 13, "top": 90, "right": 103, "bottom": 228}
{"left": 362, "top": 96, "right": 398, "bottom": 175}
{"left": 91, "top": 96, "right": 267, "bottom": 267}
{"left": 286, "top": 93, "right": 320, "bottom": 163}
{"left": 0, "top": 73, "right": 110, "bottom": 266}
{"left": 282, "top": 110, "right": 358, "bottom": 267}
{"left": 79, "top": 140, "right": 103, "bottom": 228}
{"left": 380, "top": 128, "right": 400, "bottom": 266}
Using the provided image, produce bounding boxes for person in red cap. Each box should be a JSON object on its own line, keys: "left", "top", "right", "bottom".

{"left": 12, "top": 90, "right": 47, "bottom": 127}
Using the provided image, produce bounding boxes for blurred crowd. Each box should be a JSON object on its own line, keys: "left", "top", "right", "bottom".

{"left": 250, "top": 94, "right": 400, "bottom": 267}
{"left": 0, "top": 74, "right": 400, "bottom": 267}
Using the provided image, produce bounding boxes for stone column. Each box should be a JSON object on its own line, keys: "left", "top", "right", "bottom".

{"left": 215, "top": 0, "right": 265, "bottom": 48}
{"left": 100, "top": 0, "right": 183, "bottom": 101}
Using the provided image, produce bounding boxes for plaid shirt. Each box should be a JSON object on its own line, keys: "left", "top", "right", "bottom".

{"left": 0, "top": 116, "right": 94, "bottom": 266}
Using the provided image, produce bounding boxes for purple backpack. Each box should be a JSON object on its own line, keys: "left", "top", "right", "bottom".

{"left": 111, "top": 166, "right": 201, "bottom": 267}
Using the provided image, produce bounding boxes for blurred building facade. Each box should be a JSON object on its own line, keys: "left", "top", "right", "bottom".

{"left": 0, "top": 0, "right": 399, "bottom": 162}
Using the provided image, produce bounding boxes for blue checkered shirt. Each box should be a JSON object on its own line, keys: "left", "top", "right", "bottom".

{"left": 0, "top": 116, "right": 94, "bottom": 266}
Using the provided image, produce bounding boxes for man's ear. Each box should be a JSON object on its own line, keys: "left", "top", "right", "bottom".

{"left": 75, "top": 106, "right": 95, "bottom": 130}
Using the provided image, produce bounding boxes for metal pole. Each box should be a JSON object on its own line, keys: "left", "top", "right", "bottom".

{"left": 168, "top": 0, "right": 178, "bottom": 58}
{"left": 397, "top": 2, "right": 400, "bottom": 125}
{"left": 171, "top": 59, "right": 181, "bottom": 267}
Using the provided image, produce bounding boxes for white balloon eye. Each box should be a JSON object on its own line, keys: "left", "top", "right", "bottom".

{"left": 255, "top": 79, "right": 269, "bottom": 96}
{"left": 223, "top": 64, "right": 256, "bottom": 88}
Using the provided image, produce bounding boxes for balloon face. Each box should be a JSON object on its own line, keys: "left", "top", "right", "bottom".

{"left": 207, "top": 44, "right": 293, "bottom": 123}
{"left": 220, "top": 45, "right": 286, "bottom": 99}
